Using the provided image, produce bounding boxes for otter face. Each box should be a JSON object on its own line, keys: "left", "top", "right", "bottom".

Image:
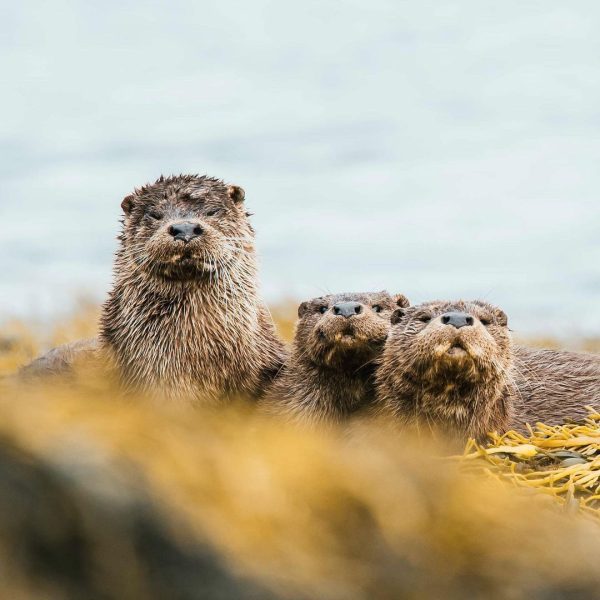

{"left": 296, "top": 292, "right": 410, "bottom": 369}
{"left": 387, "top": 300, "right": 511, "bottom": 384}
{"left": 120, "top": 175, "right": 253, "bottom": 281}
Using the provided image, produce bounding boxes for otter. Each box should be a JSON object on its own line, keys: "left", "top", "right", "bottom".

{"left": 22, "top": 174, "right": 287, "bottom": 405}
{"left": 375, "top": 300, "right": 600, "bottom": 442}
{"left": 261, "top": 291, "right": 410, "bottom": 426}
{"left": 375, "top": 300, "right": 514, "bottom": 441}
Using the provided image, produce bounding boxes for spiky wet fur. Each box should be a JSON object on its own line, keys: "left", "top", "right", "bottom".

{"left": 262, "top": 291, "right": 409, "bottom": 426}
{"left": 25, "top": 174, "right": 286, "bottom": 405}
{"left": 512, "top": 346, "right": 600, "bottom": 426}
{"left": 375, "top": 300, "right": 515, "bottom": 442}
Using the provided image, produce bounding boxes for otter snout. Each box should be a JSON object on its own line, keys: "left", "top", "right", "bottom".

{"left": 333, "top": 302, "right": 363, "bottom": 318}
{"left": 168, "top": 221, "right": 203, "bottom": 243}
{"left": 440, "top": 312, "right": 474, "bottom": 329}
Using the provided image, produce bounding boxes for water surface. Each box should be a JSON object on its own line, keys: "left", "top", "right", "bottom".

{"left": 1, "top": 1, "right": 599, "bottom": 336}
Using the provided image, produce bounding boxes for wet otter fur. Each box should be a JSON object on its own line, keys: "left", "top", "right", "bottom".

{"left": 375, "top": 300, "right": 516, "bottom": 442}
{"left": 512, "top": 346, "right": 600, "bottom": 426}
{"left": 375, "top": 299, "right": 600, "bottom": 442}
{"left": 22, "top": 174, "right": 286, "bottom": 405}
{"left": 262, "top": 291, "right": 409, "bottom": 425}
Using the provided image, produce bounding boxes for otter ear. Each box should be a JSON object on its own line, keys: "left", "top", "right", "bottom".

{"left": 394, "top": 294, "right": 410, "bottom": 308}
{"left": 495, "top": 309, "right": 508, "bottom": 327}
{"left": 298, "top": 301, "right": 310, "bottom": 319}
{"left": 227, "top": 185, "right": 245, "bottom": 205}
{"left": 391, "top": 308, "right": 406, "bottom": 325}
{"left": 474, "top": 300, "right": 509, "bottom": 327}
{"left": 121, "top": 194, "right": 135, "bottom": 215}
{"left": 475, "top": 300, "right": 509, "bottom": 327}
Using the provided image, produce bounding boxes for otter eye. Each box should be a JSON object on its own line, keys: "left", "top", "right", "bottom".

{"left": 319, "top": 306, "right": 328, "bottom": 314}
{"left": 418, "top": 315, "right": 431, "bottom": 323}
{"left": 148, "top": 211, "right": 162, "bottom": 221}
{"left": 480, "top": 318, "right": 491, "bottom": 326}
{"left": 205, "top": 208, "right": 221, "bottom": 217}
{"left": 372, "top": 305, "right": 382, "bottom": 313}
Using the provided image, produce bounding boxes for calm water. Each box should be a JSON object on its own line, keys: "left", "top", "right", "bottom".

{"left": 1, "top": 1, "right": 599, "bottom": 336}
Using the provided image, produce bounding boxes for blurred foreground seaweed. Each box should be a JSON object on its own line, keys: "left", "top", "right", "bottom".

{"left": 0, "top": 305, "right": 599, "bottom": 599}
{"left": 1, "top": 383, "right": 600, "bottom": 600}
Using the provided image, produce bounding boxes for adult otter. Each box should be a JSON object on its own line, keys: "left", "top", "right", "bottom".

{"left": 262, "top": 291, "right": 409, "bottom": 425}
{"left": 22, "top": 174, "right": 286, "bottom": 405}
{"left": 375, "top": 300, "right": 599, "bottom": 442}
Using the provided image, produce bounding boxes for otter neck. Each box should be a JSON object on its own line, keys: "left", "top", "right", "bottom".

{"left": 99, "top": 256, "right": 261, "bottom": 403}
{"left": 300, "top": 352, "right": 377, "bottom": 420}
{"left": 401, "top": 364, "right": 513, "bottom": 441}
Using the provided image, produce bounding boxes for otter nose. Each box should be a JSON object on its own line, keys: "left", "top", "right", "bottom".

{"left": 440, "top": 312, "right": 474, "bottom": 329}
{"left": 168, "top": 222, "right": 203, "bottom": 243}
{"left": 333, "top": 302, "right": 363, "bottom": 318}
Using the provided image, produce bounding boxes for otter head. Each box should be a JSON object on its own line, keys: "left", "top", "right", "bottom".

{"left": 296, "top": 292, "right": 410, "bottom": 369}
{"left": 119, "top": 175, "right": 253, "bottom": 282}
{"left": 388, "top": 299, "right": 511, "bottom": 388}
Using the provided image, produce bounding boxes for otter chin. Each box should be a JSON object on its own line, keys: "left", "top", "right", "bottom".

{"left": 374, "top": 300, "right": 514, "bottom": 442}
{"left": 154, "top": 254, "right": 217, "bottom": 281}
{"left": 336, "top": 331, "right": 363, "bottom": 346}
{"left": 314, "top": 316, "right": 383, "bottom": 368}
{"left": 261, "top": 291, "right": 410, "bottom": 426}
{"left": 434, "top": 338, "right": 471, "bottom": 359}
{"left": 329, "top": 327, "right": 361, "bottom": 346}
{"left": 445, "top": 343, "right": 468, "bottom": 357}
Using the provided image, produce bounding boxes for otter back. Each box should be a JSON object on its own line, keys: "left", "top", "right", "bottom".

{"left": 512, "top": 346, "right": 600, "bottom": 428}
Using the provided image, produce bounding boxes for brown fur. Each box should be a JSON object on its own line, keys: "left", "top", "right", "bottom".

{"left": 375, "top": 300, "right": 515, "bottom": 442}
{"left": 22, "top": 174, "right": 286, "bottom": 405}
{"left": 262, "top": 291, "right": 409, "bottom": 425}
{"left": 512, "top": 346, "right": 600, "bottom": 426}
{"left": 376, "top": 299, "right": 600, "bottom": 442}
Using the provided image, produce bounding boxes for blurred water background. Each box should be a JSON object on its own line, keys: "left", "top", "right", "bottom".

{"left": 1, "top": 0, "right": 599, "bottom": 337}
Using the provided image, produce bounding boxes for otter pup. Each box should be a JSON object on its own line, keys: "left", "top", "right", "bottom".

{"left": 376, "top": 300, "right": 600, "bottom": 441}
{"left": 22, "top": 174, "right": 286, "bottom": 405}
{"left": 262, "top": 291, "right": 410, "bottom": 426}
